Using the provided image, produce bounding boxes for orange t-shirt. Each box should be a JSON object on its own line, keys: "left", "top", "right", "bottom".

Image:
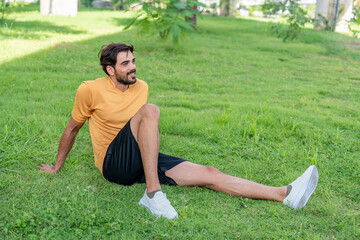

{"left": 71, "top": 77, "right": 148, "bottom": 174}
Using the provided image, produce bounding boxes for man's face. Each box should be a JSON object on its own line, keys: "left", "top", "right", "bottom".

{"left": 112, "top": 50, "right": 136, "bottom": 85}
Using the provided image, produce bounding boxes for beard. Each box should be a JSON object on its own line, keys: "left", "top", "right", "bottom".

{"left": 115, "top": 69, "right": 137, "bottom": 85}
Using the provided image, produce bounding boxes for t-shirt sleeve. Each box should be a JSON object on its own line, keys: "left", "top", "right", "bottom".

{"left": 145, "top": 82, "right": 149, "bottom": 101}
{"left": 71, "top": 83, "right": 92, "bottom": 123}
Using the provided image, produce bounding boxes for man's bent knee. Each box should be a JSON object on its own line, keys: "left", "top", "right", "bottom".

{"left": 130, "top": 104, "right": 160, "bottom": 139}
{"left": 139, "top": 104, "right": 160, "bottom": 120}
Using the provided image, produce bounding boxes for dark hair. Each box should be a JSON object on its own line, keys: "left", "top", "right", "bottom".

{"left": 99, "top": 43, "right": 134, "bottom": 75}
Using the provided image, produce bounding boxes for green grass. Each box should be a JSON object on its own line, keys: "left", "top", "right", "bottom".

{"left": 1, "top": 4, "right": 360, "bottom": 239}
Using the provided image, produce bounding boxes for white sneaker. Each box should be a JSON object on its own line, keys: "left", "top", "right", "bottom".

{"left": 138, "top": 190, "right": 178, "bottom": 220}
{"left": 283, "top": 165, "right": 319, "bottom": 210}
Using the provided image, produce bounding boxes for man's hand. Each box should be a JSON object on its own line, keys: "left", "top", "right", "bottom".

{"left": 38, "top": 164, "right": 58, "bottom": 174}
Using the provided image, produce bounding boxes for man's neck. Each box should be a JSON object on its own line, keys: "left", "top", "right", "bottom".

{"left": 110, "top": 76, "right": 129, "bottom": 92}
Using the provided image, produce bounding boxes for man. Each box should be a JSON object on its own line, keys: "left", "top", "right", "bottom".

{"left": 38, "top": 43, "right": 319, "bottom": 220}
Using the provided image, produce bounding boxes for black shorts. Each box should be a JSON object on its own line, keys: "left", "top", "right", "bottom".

{"left": 103, "top": 120, "right": 186, "bottom": 186}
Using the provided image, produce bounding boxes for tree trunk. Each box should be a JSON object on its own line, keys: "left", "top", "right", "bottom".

{"left": 314, "top": 0, "right": 353, "bottom": 32}
{"left": 220, "top": 0, "right": 235, "bottom": 16}
{"left": 229, "top": 0, "right": 236, "bottom": 17}
{"left": 40, "top": 0, "right": 78, "bottom": 16}
{"left": 113, "top": 0, "right": 125, "bottom": 10}
{"left": 220, "top": 0, "right": 229, "bottom": 16}
{"left": 335, "top": 0, "right": 353, "bottom": 32}
{"left": 189, "top": 5, "right": 197, "bottom": 27}
{"left": 1, "top": 0, "right": 5, "bottom": 24}
{"left": 185, "top": 1, "right": 197, "bottom": 28}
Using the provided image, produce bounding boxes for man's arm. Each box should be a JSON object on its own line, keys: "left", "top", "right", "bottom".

{"left": 38, "top": 117, "right": 84, "bottom": 174}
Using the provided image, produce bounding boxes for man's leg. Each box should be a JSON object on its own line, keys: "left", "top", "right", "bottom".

{"left": 130, "top": 104, "right": 161, "bottom": 193}
{"left": 130, "top": 104, "right": 178, "bottom": 219}
{"left": 166, "top": 161, "right": 287, "bottom": 202}
{"left": 166, "top": 162, "right": 318, "bottom": 209}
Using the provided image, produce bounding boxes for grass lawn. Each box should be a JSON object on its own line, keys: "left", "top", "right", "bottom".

{"left": 1, "top": 4, "right": 359, "bottom": 239}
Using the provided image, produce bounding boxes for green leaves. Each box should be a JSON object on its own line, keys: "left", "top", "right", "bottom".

{"left": 173, "top": 2, "right": 187, "bottom": 9}
{"left": 1, "top": 0, "right": 22, "bottom": 24}
{"left": 353, "top": 7, "right": 360, "bottom": 24}
{"left": 263, "top": 0, "right": 312, "bottom": 42}
{"left": 170, "top": 24, "right": 182, "bottom": 41}
{"left": 124, "top": 0, "right": 204, "bottom": 44}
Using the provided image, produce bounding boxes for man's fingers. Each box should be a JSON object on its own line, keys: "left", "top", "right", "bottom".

{"left": 37, "top": 164, "right": 55, "bottom": 173}
{"left": 37, "top": 164, "right": 49, "bottom": 169}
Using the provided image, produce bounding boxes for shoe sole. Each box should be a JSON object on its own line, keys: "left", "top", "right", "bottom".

{"left": 292, "top": 165, "right": 319, "bottom": 210}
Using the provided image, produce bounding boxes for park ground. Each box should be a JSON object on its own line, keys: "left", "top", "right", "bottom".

{"left": 0, "top": 4, "right": 359, "bottom": 239}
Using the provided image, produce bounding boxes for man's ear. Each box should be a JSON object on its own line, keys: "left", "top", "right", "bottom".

{"left": 106, "top": 65, "right": 114, "bottom": 76}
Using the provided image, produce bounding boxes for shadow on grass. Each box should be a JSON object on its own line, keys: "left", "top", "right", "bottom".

{"left": 110, "top": 17, "right": 133, "bottom": 27}
{"left": 0, "top": 19, "right": 87, "bottom": 39}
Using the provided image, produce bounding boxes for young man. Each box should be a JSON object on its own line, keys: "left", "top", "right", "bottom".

{"left": 38, "top": 43, "right": 319, "bottom": 220}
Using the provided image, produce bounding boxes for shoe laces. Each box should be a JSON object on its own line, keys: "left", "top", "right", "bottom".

{"left": 154, "top": 192, "right": 171, "bottom": 206}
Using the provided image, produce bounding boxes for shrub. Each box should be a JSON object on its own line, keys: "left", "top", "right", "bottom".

{"left": 262, "top": 0, "right": 312, "bottom": 41}
{"left": 353, "top": 6, "right": 360, "bottom": 24}
{"left": 1, "top": 0, "right": 26, "bottom": 25}
{"left": 124, "top": 0, "right": 205, "bottom": 44}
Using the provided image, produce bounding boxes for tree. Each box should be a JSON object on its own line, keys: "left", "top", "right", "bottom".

{"left": 124, "top": 0, "right": 205, "bottom": 44}
{"left": 314, "top": 0, "right": 354, "bottom": 32}
{"left": 185, "top": 3, "right": 198, "bottom": 27}
{"left": 220, "top": 0, "right": 235, "bottom": 16}
{"left": 80, "top": 0, "right": 95, "bottom": 8}
{"left": 113, "top": 0, "right": 126, "bottom": 10}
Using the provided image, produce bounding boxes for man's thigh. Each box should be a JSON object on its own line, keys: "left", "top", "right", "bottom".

{"left": 130, "top": 104, "right": 160, "bottom": 142}
{"left": 103, "top": 120, "right": 144, "bottom": 185}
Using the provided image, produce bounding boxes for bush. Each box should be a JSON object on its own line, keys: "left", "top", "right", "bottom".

{"left": 1, "top": 0, "right": 23, "bottom": 25}
{"left": 80, "top": 0, "right": 96, "bottom": 8}
{"left": 262, "top": 0, "right": 312, "bottom": 41}
{"left": 353, "top": 6, "right": 360, "bottom": 24}
{"left": 124, "top": 0, "right": 204, "bottom": 44}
